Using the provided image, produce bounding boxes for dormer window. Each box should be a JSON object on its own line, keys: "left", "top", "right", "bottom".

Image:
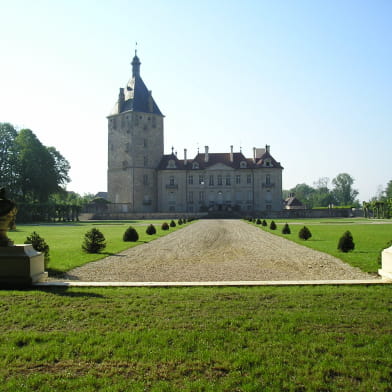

{"left": 265, "top": 159, "right": 272, "bottom": 167}
{"left": 167, "top": 159, "right": 176, "bottom": 169}
{"left": 192, "top": 162, "right": 199, "bottom": 169}
{"left": 240, "top": 161, "right": 247, "bottom": 168}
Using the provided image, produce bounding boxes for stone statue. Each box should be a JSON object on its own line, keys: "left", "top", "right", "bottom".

{"left": 0, "top": 188, "right": 17, "bottom": 246}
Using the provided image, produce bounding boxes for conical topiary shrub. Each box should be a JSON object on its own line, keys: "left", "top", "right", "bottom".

{"left": 82, "top": 228, "right": 106, "bottom": 253}
{"left": 270, "top": 220, "right": 277, "bottom": 230}
{"left": 161, "top": 222, "right": 170, "bottom": 231}
{"left": 256, "top": 218, "right": 262, "bottom": 225}
{"left": 25, "top": 231, "right": 50, "bottom": 268}
{"left": 262, "top": 220, "right": 267, "bottom": 227}
{"left": 282, "top": 223, "right": 291, "bottom": 235}
{"left": 146, "top": 224, "right": 156, "bottom": 235}
{"left": 299, "top": 226, "right": 312, "bottom": 241}
{"left": 337, "top": 231, "right": 355, "bottom": 252}
{"left": 123, "top": 226, "right": 139, "bottom": 242}
{"left": 178, "top": 218, "right": 183, "bottom": 225}
{"left": 170, "top": 220, "right": 176, "bottom": 227}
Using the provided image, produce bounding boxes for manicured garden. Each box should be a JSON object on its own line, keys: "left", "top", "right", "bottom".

{"left": 7, "top": 220, "right": 192, "bottom": 276}
{"left": 0, "top": 285, "right": 391, "bottom": 391}
{"left": 248, "top": 218, "right": 392, "bottom": 273}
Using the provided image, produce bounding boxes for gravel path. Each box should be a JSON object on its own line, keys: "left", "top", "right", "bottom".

{"left": 63, "top": 220, "right": 376, "bottom": 282}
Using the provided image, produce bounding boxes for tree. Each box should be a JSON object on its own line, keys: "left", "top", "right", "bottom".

{"left": 14, "top": 129, "right": 70, "bottom": 202}
{"left": 299, "top": 226, "right": 312, "bottom": 240}
{"left": 332, "top": 173, "right": 359, "bottom": 206}
{"left": 82, "top": 228, "right": 106, "bottom": 253}
{"left": 289, "top": 183, "right": 315, "bottom": 207}
{"left": 385, "top": 180, "right": 392, "bottom": 199}
{"left": 337, "top": 231, "right": 355, "bottom": 252}
{"left": 311, "top": 177, "right": 335, "bottom": 207}
{"left": 0, "top": 123, "right": 19, "bottom": 195}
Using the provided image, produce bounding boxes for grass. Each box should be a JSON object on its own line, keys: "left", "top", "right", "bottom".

{"left": 8, "top": 220, "right": 192, "bottom": 276}
{"left": 250, "top": 219, "right": 392, "bottom": 273}
{"left": 0, "top": 285, "right": 391, "bottom": 391}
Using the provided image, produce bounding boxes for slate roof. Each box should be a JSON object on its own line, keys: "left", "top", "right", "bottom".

{"left": 284, "top": 196, "right": 304, "bottom": 207}
{"left": 109, "top": 55, "right": 163, "bottom": 116}
{"left": 157, "top": 151, "right": 283, "bottom": 170}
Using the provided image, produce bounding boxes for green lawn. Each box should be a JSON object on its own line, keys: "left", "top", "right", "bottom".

{"left": 0, "top": 285, "right": 391, "bottom": 391}
{"left": 250, "top": 219, "right": 392, "bottom": 273}
{"left": 8, "top": 220, "right": 191, "bottom": 276}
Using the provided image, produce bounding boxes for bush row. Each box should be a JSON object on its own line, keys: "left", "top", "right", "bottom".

{"left": 23, "top": 219, "right": 196, "bottom": 258}
{"left": 248, "top": 219, "right": 358, "bottom": 253}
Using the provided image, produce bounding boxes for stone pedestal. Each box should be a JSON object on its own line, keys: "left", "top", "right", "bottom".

{"left": 378, "top": 246, "right": 392, "bottom": 281}
{"left": 0, "top": 244, "right": 48, "bottom": 286}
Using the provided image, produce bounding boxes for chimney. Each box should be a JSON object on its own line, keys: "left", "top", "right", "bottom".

{"left": 205, "top": 146, "right": 209, "bottom": 162}
{"left": 148, "top": 91, "right": 153, "bottom": 113}
{"left": 118, "top": 88, "right": 125, "bottom": 113}
{"left": 265, "top": 144, "right": 270, "bottom": 153}
{"left": 184, "top": 148, "right": 187, "bottom": 165}
{"left": 253, "top": 147, "right": 257, "bottom": 162}
{"left": 230, "top": 145, "right": 234, "bottom": 162}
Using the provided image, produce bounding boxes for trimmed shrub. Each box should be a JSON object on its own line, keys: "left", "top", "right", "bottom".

{"left": 146, "top": 224, "right": 156, "bottom": 235}
{"left": 282, "top": 223, "right": 291, "bottom": 235}
{"left": 82, "top": 228, "right": 106, "bottom": 253}
{"left": 123, "top": 226, "right": 139, "bottom": 242}
{"left": 337, "top": 231, "right": 355, "bottom": 252}
{"left": 299, "top": 226, "right": 312, "bottom": 241}
{"left": 25, "top": 232, "right": 50, "bottom": 267}
{"left": 256, "top": 218, "right": 262, "bottom": 225}
{"left": 170, "top": 220, "right": 176, "bottom": 227}
{"left": 178, "top": 218, "right": 183, "bottom": 225}
{"left": 161, "top": 222, "right": 170, "bottom": 231}
{"left": 262, "top": 220, "right": 267, "bottom": 227}
{"left": 270, "top": 221, "right": 277, "bottom": 230}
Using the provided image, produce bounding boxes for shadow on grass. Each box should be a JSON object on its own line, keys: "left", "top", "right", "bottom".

{"left": 40, "top": 287, "right": 105, "bottom": 298}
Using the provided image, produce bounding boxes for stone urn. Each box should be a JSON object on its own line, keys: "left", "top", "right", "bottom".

{"left": 0, "top": 189, "right": 17, "bottom": 247}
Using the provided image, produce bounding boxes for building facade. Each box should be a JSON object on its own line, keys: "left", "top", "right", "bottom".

{"left": 107, "top": 53, "right": 283, "bottom": 214}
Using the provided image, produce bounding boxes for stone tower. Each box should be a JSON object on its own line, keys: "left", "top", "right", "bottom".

{"left": 107, "top": 52, "right": 164, "bottom": 212}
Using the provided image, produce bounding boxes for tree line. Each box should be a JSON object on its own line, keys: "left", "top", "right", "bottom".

{"left": 0, "top": 122, "right": 96, "bottom": 221}
{"left": 283, "top": 173, "right": 360, "bottom": 208}
{"left": 363, "top": 180, "right": 392, "bottom": 219}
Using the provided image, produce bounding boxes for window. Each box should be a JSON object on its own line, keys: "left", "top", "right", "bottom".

{"left": 192, "top": 162, "right": 199, "bottom": 169}
{"left": 169, "top": 192, "right": 176, "bottom": 202}
{"left": 209, "top": 175, "right": 214, "bottom": 186}
{"left": 266, "top": 174, "right": 271, "bottom": 185}
{"left": 217, "top": 175, "right": 222, "bottom": 185}
{"left": 189, "top": 192, "right": 193, "bottom": 203}
{"left": 167, "top": 159, "right": 176, "bottom": 169}
{"left": 199, "top": 191, "right": 205, "bottom": 202}
{"left": 152, "top": 116, "right": 156, "bottom": 128}
{"left": 247, "top": 191, "right": 253, "bottom": 201}
{"left": 226, "top": 175, "right": 231, "bottom": 186}
{"left": 247, "top": 174, "right": 252, "bottom": 184}
{"left": 240, "top": 161, "right": 247, "bottom": 168}
{"left": 144, "top": 156, "right": 148, "bottom": 167}
{"left": 236, "top": 175, "right": 241, "bottom": 184}
{"left": 188, "top": 175, "right": 193, "bottom": 185}
{"left": 143, "top": 175, "right": 148, "bottom": 185}
{"left": 143, "top": 139, "right": 147, "bottom": 147}
{"left": 199, "top": 175, "right": 204, "bottom": 185}
{"left": 169, "top": 176, "right": 175, "bottom": 185}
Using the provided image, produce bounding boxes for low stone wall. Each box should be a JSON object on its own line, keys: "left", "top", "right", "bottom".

{"left": 89, "top": 212, "right": 208, "bottom": 220}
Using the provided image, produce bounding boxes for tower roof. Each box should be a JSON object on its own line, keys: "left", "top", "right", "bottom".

{"left": 109, "top": 53, "right": 163, "bottom": 116}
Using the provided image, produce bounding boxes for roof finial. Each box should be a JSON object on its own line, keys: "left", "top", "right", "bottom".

{"left": 171, "top": 146, "right": 174, "bottom": 155}
{"left": 135, "top": 41, "right": 138, "bottom": 56}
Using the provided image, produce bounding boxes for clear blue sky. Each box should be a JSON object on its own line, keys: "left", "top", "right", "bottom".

{"left": 1, "top": 0, "right": 391, "bottom": 201}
